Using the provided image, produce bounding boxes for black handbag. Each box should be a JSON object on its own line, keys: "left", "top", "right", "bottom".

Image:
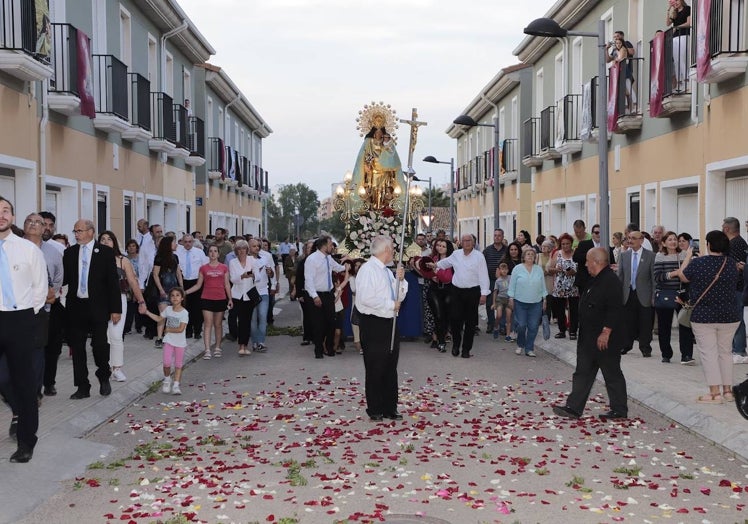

{"left": 654, "top": 288, "right": 678, "bottom": 309}
{"left": 245, "top": 286, "right": 262, "bottom": 307}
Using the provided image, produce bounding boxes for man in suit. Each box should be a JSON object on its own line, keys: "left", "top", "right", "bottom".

{"left": 553, "top": 247, "right": 628, "bottom": 420}
{"left": 573, "top": 224, "right": 615, "bottom": 294}
{"left": 616, "top": 230, "right": 656, "bottom": 357}
{"left": 63, "top": 219, "right": 122, "bottom": 399}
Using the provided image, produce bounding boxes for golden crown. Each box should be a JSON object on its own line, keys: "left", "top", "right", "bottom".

{"left": 356, "top": 101, "right": 398, "bottom": 138}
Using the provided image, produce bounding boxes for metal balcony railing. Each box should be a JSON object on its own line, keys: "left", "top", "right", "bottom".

{"left": 188, "top": 116, "right": 204, "bottom": 157}
{"left": 49, "top": 23, "right": 78, "bottom": 95}
{"left": 0, "top": 0, "right": 39, "bottom": 57}
{"left": 173, "top": 103, "right": 189, "bottom": 149}
{"left": 207, "top": 137, "right": 223, "bottom": 172}
{"left": 692, "top": 0, "right": 748, "bottom": 63}
{"left": 128, "top": 73, "right": 150, "bottom": 131}
{"left": 650, "top": 29, "right": 692, "bottom": 98}
{"left": 92, "top": 54, "right": 128, "bottom": 120}
{"left": 151, "top": 92, "right": 175, "bottom": 142}
{"left": 501, "top": 138, "right": 518, "bottom": 173}
{"left": 539, "top": 105, "right": 556, "bottom": 150}
{"left": 522, "top": 117, "right": 541, "bottom": 158}
{"left": 241, "top": 155, "right": 249, "bottom": 185}
{"left": 560, "top": 94, "right": 582, "bottom": 141}
{"left": 610, "top": 57, "right": 644, "bottom": 117}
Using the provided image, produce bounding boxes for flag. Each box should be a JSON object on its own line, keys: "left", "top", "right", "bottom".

{"left": 555, "top": 100, "right": 565, "bottom": 148}
{"left": 696, "top": 0, "right": 713, "bottom": 82}
{"left": 607, "top": 64, "right": 620, "bottom": 133}
{"left": 234, "top": 150, "right": 242, "bottom": 186}
{"left": 580, "top": 81, "right": 593, "bottom": 141}
{"left": 217, "top": 138, "right": 225, "bottom": 179}
{"left": 76, "top": 30, "right": 95, "bottom": 118}
{"left": 225, "top": 146, "right": 235, "bottom": 181}
{"left": 649, "top": 31, "right": 665, "bottom": 117}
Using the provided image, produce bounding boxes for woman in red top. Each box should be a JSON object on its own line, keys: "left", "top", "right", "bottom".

{"left": 428, "top": 239, "right": 455, "bottom": 352}
{"left": 185, "top": 245, "right": 232, "bottom": 359}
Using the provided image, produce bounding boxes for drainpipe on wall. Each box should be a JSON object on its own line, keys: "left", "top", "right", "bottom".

{"left": 224, "top": 95, "right": 241, "bottom": 232}
{"left": 479, "top": 91, "right": 499, "bottom": 237}
{"left": 251, "top": 128, "right": 265, "bottom": 237}
{"left": 39, "top": 79, "right": 49, "bottom": 212}
{"left": 160, "top": 20, "right": 188, "bottom": 93}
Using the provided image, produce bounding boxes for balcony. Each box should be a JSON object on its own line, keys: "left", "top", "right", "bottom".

{"left": 184, "top": 116, "right": 205, "bottom": 167}
{"left": 0, "top": 0, "right": 53, "bottom": 81}
{"left": 692, "top": 0, "right": 748, "bottom": 83}
{"left": 521, "top": 117, "right": 543, "bottom": 168}
{"left": 610, "top": 57, "right": 644, "bottom": 134}
{"left": 555, "top": 94, "right": 583, "bottom": 155}
{"left": 92, "top": 54, "right": 129, "bottom": 134}
{"left": 47, "top": 23, "right": 80, "bottom": 115}
{"left": 539, "top": 105, "right": 561, "bottom": 160}
{"left": 207, "top": 137, "right": 224, "bottom": 179}
{"left": 171, "top": 103, "right": 190, "bottom": 159}
{"left": 649, "top": 29, "right": 691, "bottom": 118}
{"left": 121, "top": 73, "right": 151, "bottom": 142}
{"left": 148, "top": 91, "right": 176, "bottom": 155}
{"left": 500, "top": 138, "right": 518, "bottom": 183}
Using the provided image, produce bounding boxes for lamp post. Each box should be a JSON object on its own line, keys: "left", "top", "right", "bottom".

{"left": 523, "top": 17, "right": 609, "bottom": 245}
{"left": 452, "top": 114, "right": 500, "bottom": 231}
{"left": 412, "top": 175, "right": 432, "bottom": 234}
{"left": 423, "top": 155, "right": 455, "bottom": 239}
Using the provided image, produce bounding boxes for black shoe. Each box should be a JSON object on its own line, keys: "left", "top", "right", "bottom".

{"left": 641, "top": 352, "right": 652, "bottom": 358}
{"left": 733, "top": 384, "right": 748, "bottom": 420}
{"left": 99, "top": 380, "right": 111, "bottom": 396}
{"left": 569, "top": 333, "right": 577, "bottom": 341}
{"left": 9, "top": 416, "right": 18, "bottom": 439}
{"left": 461, "top": 352, "right": 471, "bottom": 358}
{"left": 437, "top": 343, "right": 446, "bottom": 353}
{"left": 9, "top": 446, "right": 33, "bottom": 463}
{"left": 661, "top": 357, "right": 671, "bottom": 363}
{"left": 554, "top": 332, "right": 566, "bottom": 339}
{"left": 486, "top": 326, "right": 493, "bottom": 334}
{"left": 224, "top": 333, "right": 237, "bottom": 342}
{"left": 70, "top": 389, "right": 90, "bottom": 400}
{"left": 135, "top": 328, "right": 142, "bottom": 334}
{"left": 369, "top": 414, "right": 384, "bottom": 422}
{"left": 499, "top": 328, "right": 507, "bottom": 336}
{"left": 315, "top": 354, "right": 324, "bottom": 359}
{"left": 301, "top": 340, "right": 311, "bottom": 346}
{"left": 384, "top": 412, "right": 403, "bottom": 420}
{"left": 430, "top": 340, "right": 438, "bottom": 349}
{"left": 599, "top": 410, "right": 627, "bottom": 420}
{"left": 194, "top": 333, "right": 202, "bottom": 340}
{"left": 621, "top": 347, "right": 632, "bottom": 355}
{"left": 451, "top": 346, "right": 460, "bottom": 357}
{"left": 552, "top": 405, "right": 580, "bottom": 419}
{"left": 43, "top": 385, "right": 57, "bottom": 396}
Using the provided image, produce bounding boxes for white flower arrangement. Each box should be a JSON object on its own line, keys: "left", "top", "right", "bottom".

{"left": 345, "top": 210, "right": 408, "bottom": 256}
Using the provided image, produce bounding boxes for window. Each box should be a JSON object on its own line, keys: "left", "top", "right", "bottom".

{"left": 182, "top": 68, "right": 191, "bottom": 108}
{"left": 124, "top": 196, "right": 132, "bottom": 242}
{"left": 535, "top": 68, "right": 544, "bottom": 115}
{"left": 571, "top": 37, "right": 583, "bottom": 94}
{"left": 97, "top": 191, "right": 108, "bottom": 234}
{"left": 218, "top": 107, "right": 224, "bottom": 138}
{"left": 164, "top": 51, "right": 174, "bottom": 96}
{"left": 147, "top": 35, "right": 157, "bottom": 84}
{"left": 554, "top": 52, "right": 564, "bottom": 103}
{"left": 119, "top": 6, "right": 131, "bottom": 66}
{"left": 207, "top": 97, "right": 214, "bottom": 136}
{"left": 91, "top": 0, "right": 106, "bottom": 54}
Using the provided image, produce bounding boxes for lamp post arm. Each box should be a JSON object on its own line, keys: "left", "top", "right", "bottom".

{"left": 566, "top": 30, "right": 598, "bottom": 38}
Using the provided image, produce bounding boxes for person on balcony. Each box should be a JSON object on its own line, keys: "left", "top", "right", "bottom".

{"left": 606, "top": 31, "right": 637, "bottom": 113}
{"left": 667, "top": 0, "right": 692, "bottom": 92}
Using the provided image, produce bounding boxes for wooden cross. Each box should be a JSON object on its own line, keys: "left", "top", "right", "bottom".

{"left": 399, "top": 108, "right": 427, "bottom": 171}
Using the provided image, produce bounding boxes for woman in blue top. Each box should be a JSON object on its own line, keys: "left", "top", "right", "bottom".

{"left": 508, "top": 248, "right": 548, "bottom": 357}
{"left": 678, "top": 230, "right": 739, "bottom": 404}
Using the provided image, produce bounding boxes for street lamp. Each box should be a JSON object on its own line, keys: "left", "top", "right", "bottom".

{"left": 412, "top": 175, "right": 432, "bottom": 234}
{"left": 423, "top": 155, "right": 455, "bottom": 240}
{"left": 452, "top": 114, "right": 500, "bottom": 231}
{"left": 524, "top": 17, "right": 610, "bottom": 244}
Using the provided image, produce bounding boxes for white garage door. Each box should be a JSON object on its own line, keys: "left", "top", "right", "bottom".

{"left": 0, "top": 172, "right": 16, "bottom": 206}
{"left": 726, "top": 176, "right": 748, "bottom": 224}
{"left": 677, "top": 193, "right": 699, "bottom": 238}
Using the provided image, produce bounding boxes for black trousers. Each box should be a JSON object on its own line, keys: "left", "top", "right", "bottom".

{"left": 624, "top": 289, "right": 653, "bottom": 353}
{"left": 124, "top": 299, "right": 137, "bottom": 333}
{"left": 44, "top": 300, "right": 65, "bottom": 388}
{"left": 360, "top": 313, "right": 399, "bottom": 416}
{"left": 301, "top": 292, "right": 313, "bottom": 342}
{"left": 566, "top": 338, "right": 628, "bottom": 416}
{"left": 183, "top": 278, "right": 203, "bottom": 336}
{"left": 551, "top": 296, "right": 579, "bottom": 335}
{"left": 67, "top": 304, "right": 111, "bottom": 391}
{"left": 0, "top": 309, "right": 39, "bottom": 451}
{"left": 234, "top": 299, "right": 255, "bottom": 346}
{"left": 449, "top": 286, "right": 481, "bottom": 355}
{"left": 427, "top": 284, "right": 452, "bottom": 344}
{"left": 310, "top": 292, "right": 336, "bottom": 357}
{"left": 656, "top": 306, "right": 694, "bottom": 361}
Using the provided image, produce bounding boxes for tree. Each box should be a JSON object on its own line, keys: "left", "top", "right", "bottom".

{"left": 318, "top": 213, "right": 346, "bottom": 242}
{"left": 267, "top": 183, "right": 320, "bottom": 240}
{"left": 423, "top": 187, "right": 450, "bottom": 207}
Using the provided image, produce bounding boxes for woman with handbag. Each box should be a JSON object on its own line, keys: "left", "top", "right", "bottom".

{"left": 152, "top": 236, "right": 184, "bottom": 349}
{"left": 654, "top": 231, "right": 694, "bottom": 364}
{"left": 229, "top": 240, "right": 257, "bottom": 356}
{"left": 676, "top": 230, "right": 740, "bottom": 404}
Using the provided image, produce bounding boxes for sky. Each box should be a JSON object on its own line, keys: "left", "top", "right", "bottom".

{"left": 178, "top": 0, "right": 557, "bottom": 200}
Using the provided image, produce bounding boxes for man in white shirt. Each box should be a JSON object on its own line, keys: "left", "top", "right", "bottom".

{"left": 356, "top": 235, "right": 408, "bottom": 421}
{"left": 177, "top": 234, "right": 208, "bottom": 339}
{"left": 0, "top": 197, "right": 48, "bottom": 462}
{"left": 135, "top": 218, "right": 150, "bottom": 249}
{"left": 304, "top": 235, "right": 346, "bottom": 358}
{"left": 139, "top": 223, "right": 162, "bottom": 339}
{"left": 434, "top": 233, "right": 490, "bottom": 358}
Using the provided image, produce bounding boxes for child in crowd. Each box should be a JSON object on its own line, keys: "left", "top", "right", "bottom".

{"left": 143, "top": 287, "right": 189, "bottom": 395}
{"left": 492, "top": 263, "right": 514, "bottom": 343}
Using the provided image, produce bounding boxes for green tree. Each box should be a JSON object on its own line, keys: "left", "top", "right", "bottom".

{"left": 422, "top": 187, "right": 450, "bottom": 207}
{"left": 318, "top": 213, "right": 346, "bottom": 242}
{"left": 267, "top": 183, "right": 320, "bottom": 241}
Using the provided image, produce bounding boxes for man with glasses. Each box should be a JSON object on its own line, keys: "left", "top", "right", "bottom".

{"left": 63, "top": 219, "right": 121, "bottom": 399}
{"left": 573, "top": 224, "right": 613, "bottom": 294}
{"left": 616, "top": 231, "right": 656, "bottom": 357}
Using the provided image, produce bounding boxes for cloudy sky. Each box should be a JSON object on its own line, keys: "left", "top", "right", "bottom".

{"left": 179, "top": 0, "right": 556, "bottom": 199}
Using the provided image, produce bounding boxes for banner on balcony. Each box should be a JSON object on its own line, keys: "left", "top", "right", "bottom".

{"left": 76, "top": 30, "right": 95, "bottom": 118}
{"left": 217, "top": 138, "right": 225, "bottom": 178}
{"left": 225, "top": 146, "right": 235, "bottom": 181}
{"left": 649, "top": 31, "right": 666, "bottom": 117}
{"left": 500, "top": 140, "right": 508, "bottom": 174}
{"left": 35, "top": 0, "right": 51, "bottom": 61}
{"left": 696, "top": 0, "right": 712, "bottom": 81}
{"left": 555, "top": 101, "right": 565, "bottom": 149}
{"left": 580, "top": 81, "right": 593, "bottom": 142}
{"left": 254, "top": 165, "right": 260, "bottom": 190}
{"left": 607, "top": 64, "right": 620, "bottom": 133}
{"left": 234, "top": 150, "right": 242, "bottom": 186}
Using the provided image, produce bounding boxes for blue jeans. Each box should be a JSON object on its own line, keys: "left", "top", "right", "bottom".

{"left": 251, "top": 294, "right": 269, "bottom": 345}
{"left": 514, "top": 300, "right": 543, "bottom": 353}
{"left": 733, "top": 291, "right": 746, "bottom": 355}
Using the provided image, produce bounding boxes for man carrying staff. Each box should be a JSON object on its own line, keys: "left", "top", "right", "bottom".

{"left": 356, "top": 235, "right": 408, "bottom": 422}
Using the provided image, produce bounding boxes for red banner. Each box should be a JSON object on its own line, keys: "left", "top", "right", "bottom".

{"left": 649, "top": 31, "right": 666, "bottom": 117}
{"left": 696, "top": 0, "right": 712, "bottom": 81}
{"left": 607, "top": 63, "right": 620, "bottom": 133}
{"left": 76, "top": 30, "right": 95, "bottom": 118}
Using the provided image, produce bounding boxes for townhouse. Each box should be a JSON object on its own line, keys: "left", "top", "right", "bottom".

{"left": 0, "top": 0, "right": 270, "bottom": 241}
{"left": 448, "top": 0, "right": 748, "bottom": 248}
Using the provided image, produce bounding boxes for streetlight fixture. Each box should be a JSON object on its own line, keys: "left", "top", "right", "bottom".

{"left": 524, "top": 17, "right": 610, "bottom": 244}
{"left": 412, "top": 175, "right": 432, "bottom": 234}
{"left": 423, "top": 155, "right": 455, "bottom": 239}
{"left": 452, "top": 114, "right": 500, "bottom": 231}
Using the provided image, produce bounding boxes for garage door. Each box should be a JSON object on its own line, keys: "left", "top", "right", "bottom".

{"left": 726, "top": 175, "right": 748, "bottom": 223}
{"left": 677, "top": 193, "right": 699, "bottom": 238}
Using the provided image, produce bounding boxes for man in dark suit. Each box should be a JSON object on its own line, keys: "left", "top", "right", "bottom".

{"left": 63, "top": 219, "right": 122, "bottom": 399}
{"left": 553, "top": 247, "right": 628, "bottom": 420}
{"left": 616, "top": 230, "right": 656, "bottom": 356}
{"left": 573, "top": 224, "right": 615, "bottom": 294}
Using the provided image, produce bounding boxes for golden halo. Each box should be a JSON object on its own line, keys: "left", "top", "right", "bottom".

{"left": 355, "top": 101, "right": 399, "bottom": 139}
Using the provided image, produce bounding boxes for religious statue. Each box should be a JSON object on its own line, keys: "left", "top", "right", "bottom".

{"left": 351, "top": 102, "right": 404, "bottom": 212}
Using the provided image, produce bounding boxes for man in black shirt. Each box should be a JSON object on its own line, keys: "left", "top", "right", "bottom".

{"left": 483, "top": 229, "right": 507, "bottom": 334}
{"left": 722, "top": 217, "right": 748, "bottom": 361}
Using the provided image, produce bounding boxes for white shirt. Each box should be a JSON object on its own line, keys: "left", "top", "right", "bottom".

{"left": 77, "top": 238, "right": 95, "bottom": 299}
{"left": 0, "top": 233, "right": 47, "bottom": 313}
{"left": 303, "top": 250, "right": 345, "bottom": 299}
{"left": 436, "top": 248, "right": 491, "bottom": 295}
{"left": 45, "top": 238, "right": 65, "bottom": 255}
{"left": 251, "top": 252, "right": 275, "bottom": 296}
{"left": 229, "top": 257, "right": 257, "bottom": 300}
{"left": 259, "top": 249, "right": 278, "bottom": 290}
{"left": 161, "top": 306, "right": 189, "bottom": 348}
{"left": 355, "top": 256, "right": 408, "bottom": 319}
{"left": 177, "top": 245, "right": 208, "bottom": 280}
{"left": 138, "top": 237, "right": 158, "bottom": 289}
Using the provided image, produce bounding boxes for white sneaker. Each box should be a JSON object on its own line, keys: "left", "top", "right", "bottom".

{"left": 526, "top": 350, "right": 537, "bottom": 358}
{"left": 171, "top": 382, "right": 182, "bottom": 395}
{"left": 515, "top": 348, "right": 523, "bottom": 355}
{"left": 733, "top": 354, "right": 748, "bottom": 364}
{"left": 112, "top": 369, "right": 127, "bottom": 382}
{"left": 162, "top": 376, "right": 172, "bottom": 393}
